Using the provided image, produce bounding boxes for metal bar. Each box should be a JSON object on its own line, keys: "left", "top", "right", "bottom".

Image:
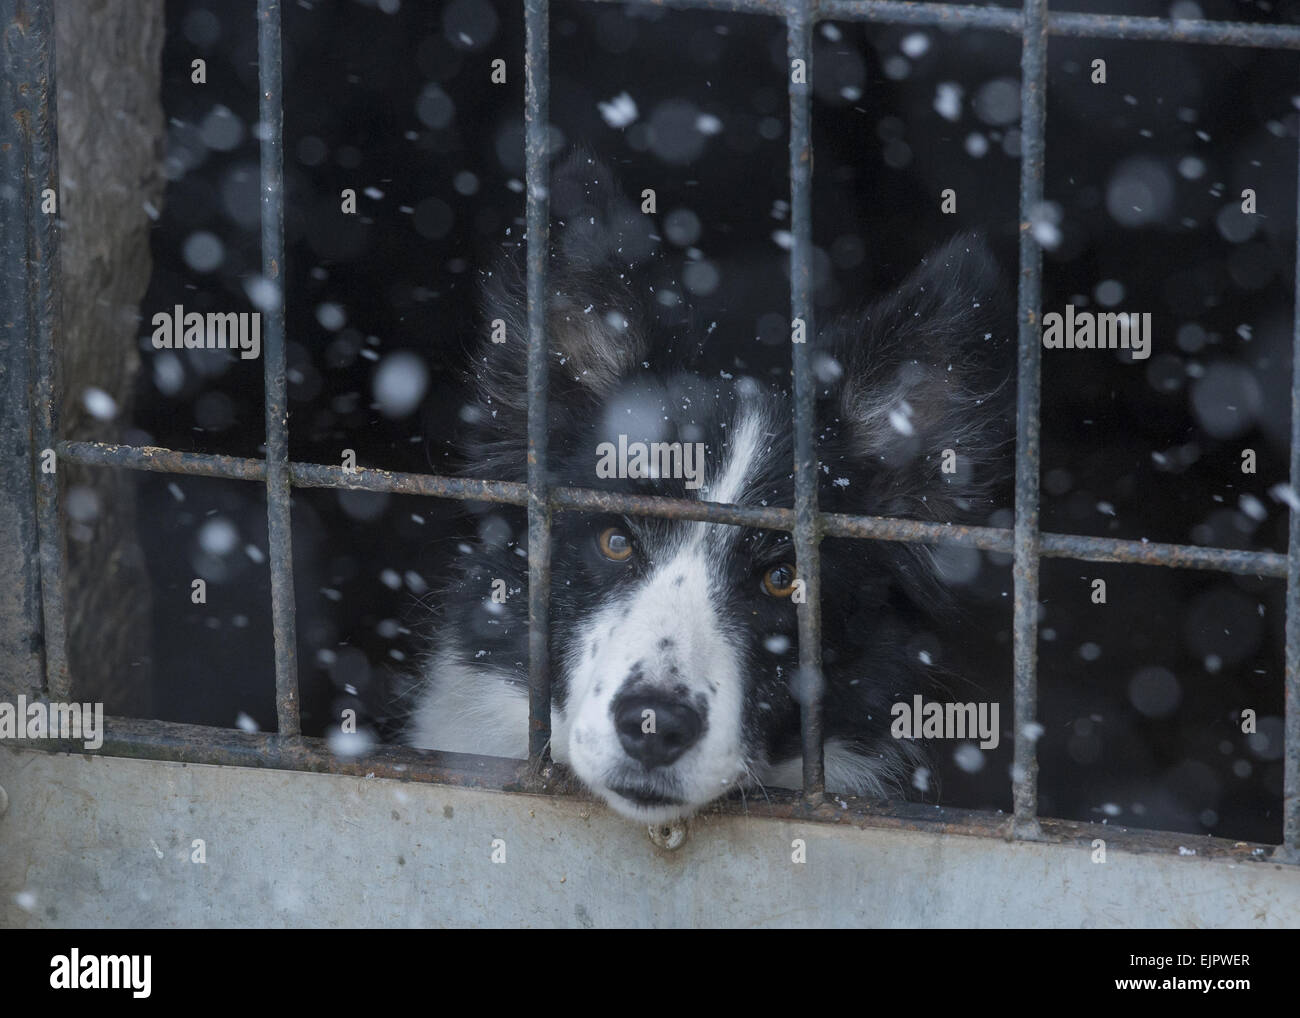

{"left": 1047, "top": 10, "right": 1300, "bottom": 49}
{"left": 1, "top": 0, "right": 68, "bottom": 700}
{"left": 257, "top": 0, "right": 299, "bottom": 736}
{"left": 787, "top": 0, "right": 824, "bottom": 803}
{"left": 804, "top": 0, "right": 1024, "bottom": 30}
{"left": 60, "top": 442, "right": 270, "bottom": 482}
{"left": 582, "top": 0, "right": 1300, "bottom": 51}
{"left": 580, "top": 0, "right": 789, "bottom": 15}
{"left": 1037, "top": 533, "right": 1283, "bottom": 576}
{"left": 1284, "top": 125, "right": 1300, "bottom": 862}
{"left": 58, "top": 441, "right": 1297, "bottom": 578}
{"left": 524, "top": 0, "right": 553, "bottom": 768}
{"left": 6, "top": 715, "right": 1286, "bottom": 863}
{"left": 20, "top": 0, "right": 68, "bottom": 700}
{"left": 1012, "top": 0, "right": 1047, "bottom": 840}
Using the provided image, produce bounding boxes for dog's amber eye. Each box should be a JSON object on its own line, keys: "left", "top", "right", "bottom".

{"left": 763, "top": 563, "right": 797, "bottom": 598}
{"left": 598, "top": 526, "right": 633, "bottom": 562}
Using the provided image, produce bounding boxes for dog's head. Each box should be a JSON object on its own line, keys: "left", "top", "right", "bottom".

{"left": 457, "top": 153, "right": 1012, "bottom": 821}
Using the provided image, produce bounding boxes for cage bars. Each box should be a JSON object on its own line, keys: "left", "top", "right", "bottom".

{"left": 6, "top": 0, "right": 1300, "bottom": 859}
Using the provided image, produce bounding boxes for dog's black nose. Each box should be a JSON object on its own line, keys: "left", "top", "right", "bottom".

{"left": 612, "top": 693, "right": 704, "bottom": 768}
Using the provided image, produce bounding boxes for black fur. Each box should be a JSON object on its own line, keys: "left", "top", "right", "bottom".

{"left": 404, "top": 151, "right": 1013, "bottom": 810}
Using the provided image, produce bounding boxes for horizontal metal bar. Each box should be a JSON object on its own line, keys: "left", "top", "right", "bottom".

{"left": 580, "top": 0, "right": 789, "bottom": 15}
{"left": 58, "top": 441, "right": 1293, "bottom": 577}
{"left": 584, "top": 0, "right": 1300, "bottom": 50}
{"left": 1047, "top": 9, "right": 1300, "bottom": 48}
{"left": 56, "top": 440, "right": 529, "bottom": 503}
{"left": 1038, "top": 532, "right": 1286, "bottom": 576}
{"left": 815, "top": 0, "right": 1018, "bottom": 31}
{"left": 24, "top": 715, "right": 529, "bottom": 789}
{"left": 4, "top": 715, "right": 1288, "bottom": 859}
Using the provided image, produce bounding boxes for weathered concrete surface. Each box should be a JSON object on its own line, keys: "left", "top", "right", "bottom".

{"left": 1, "top": 749, "right": 1297, "bottom": 928}
{"left": 55, "top": 0, "right": 164, "bottom": 713}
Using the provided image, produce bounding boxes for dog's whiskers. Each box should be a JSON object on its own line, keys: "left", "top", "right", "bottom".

{"left": 742, "top": 762, "right": 772, "bottom": 808}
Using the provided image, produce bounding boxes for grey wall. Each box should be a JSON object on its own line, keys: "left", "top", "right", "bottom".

{"left": 1, "top": 748, "right": 1297, "bottom": 928}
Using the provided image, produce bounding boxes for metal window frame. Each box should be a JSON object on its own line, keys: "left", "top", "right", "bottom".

{"left": 4, "top": 0, "right": 1300, "bottom": 864}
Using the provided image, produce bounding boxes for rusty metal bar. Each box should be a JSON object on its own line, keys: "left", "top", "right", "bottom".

{"left": 1284, "top": 126, "right": 1300, "bottom": 862}
{"left": 257, "top": 0, "right": 299, "bottom": 736}
{"left": 580, "top": 0, "right": 789, "bottom": 14}
{"left": 582, "top": 0, "right": 1300, "bottom": 51}
{"left": 786, "top": 0, "right": 824, "bottom": 803}
{"left": 1, "top": 0, "right": 69, "bottom": 700}
{"left": 1047, "top": 9, "right": 1300, "bottom": 49}
{"left": 7, "top": 715, "right": 1285, "bottom": 864}
{"left": 0, "top": 41, "right": 46, "bottom": 697}
{"left": 1037, "top": 532, "right": 1284, "bottom": 576}
{"left": 1012, "top": 0, "right": 1047, "bottom": 840}
{"left": 524, "top": 0, "right": 553, "bottom": 768}
{"left": 58, "top": 441, "right": 1296, "bottom": 578}
{"left": 60, "top": 442, "right": 271, "bottom": 482}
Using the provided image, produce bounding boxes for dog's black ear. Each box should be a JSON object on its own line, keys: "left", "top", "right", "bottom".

{"left": 464, "top": 152, "right": 658, "bottom": 478}
{"left": 820, "top": 233, "right": 1013, "bottom": 520}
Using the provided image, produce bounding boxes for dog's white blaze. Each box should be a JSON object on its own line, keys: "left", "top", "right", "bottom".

{"left": 563, "top": 543, "right": 747, "bottom": 821}
{"left": 559, "top": 403, "right": 775, "bottom": 820}
{"left": 704, "top": 403, "right": 767, "bottom": 507}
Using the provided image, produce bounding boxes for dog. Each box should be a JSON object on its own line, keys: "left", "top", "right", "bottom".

{"left": 403, "top": 152, "right": 1013, "bottom": 823}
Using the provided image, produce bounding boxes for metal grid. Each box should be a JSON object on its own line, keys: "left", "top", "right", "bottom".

{"left": 6, "top": 0, "right": 1300, "bottom": 861}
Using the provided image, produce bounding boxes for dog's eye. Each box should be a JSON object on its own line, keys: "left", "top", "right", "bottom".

{"left": 762, "top": 563, "right": 797, "bottom": 598}
{"left": 598, "top": 526, "right": 634, "bottom": 562}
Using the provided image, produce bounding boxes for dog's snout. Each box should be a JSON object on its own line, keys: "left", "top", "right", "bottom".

{"left": 613, "top": 693, "right": 704, "bottom": 769}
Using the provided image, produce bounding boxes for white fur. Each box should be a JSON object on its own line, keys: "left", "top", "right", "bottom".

{"left": 562, "top": 540, "right": 746, "bottom": 821}
{"left": 555, "top": 400, "right": 783, "bottom": 821}
{"left": 761, "top": 740, "right": 895, "bottom": 798}
{"left": 704, "top": 403, "right": 768, "bottom": 506}
{"left": 405, "top": 647, "right": 531, "bottom": 758}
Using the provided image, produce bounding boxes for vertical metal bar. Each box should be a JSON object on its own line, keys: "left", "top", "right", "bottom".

{"left": 787, "top": 0, "right": 824, "bottom": 803}
{"left": 0, "top": 0, "right": 68, "bottom": 701}
{"left": 524, "top": 0, "right": 553, "bottom": 765}
{"left": 257, "top": 0, "right": 299, "bottom": 736}
{"left": 1012, "top": 0, "right": 1047, "bottom": 839}
{"left": 1282, "top": 126, "right": 1300, "bottom": 862}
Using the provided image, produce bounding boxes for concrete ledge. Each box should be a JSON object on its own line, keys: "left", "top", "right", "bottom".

{"left": 1, "top": 749, "right": 1296, "bottom": 928}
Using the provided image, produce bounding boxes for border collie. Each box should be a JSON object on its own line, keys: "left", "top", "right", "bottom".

{"left": 404, "top": 153, "right": 1013, "bottom": 824}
